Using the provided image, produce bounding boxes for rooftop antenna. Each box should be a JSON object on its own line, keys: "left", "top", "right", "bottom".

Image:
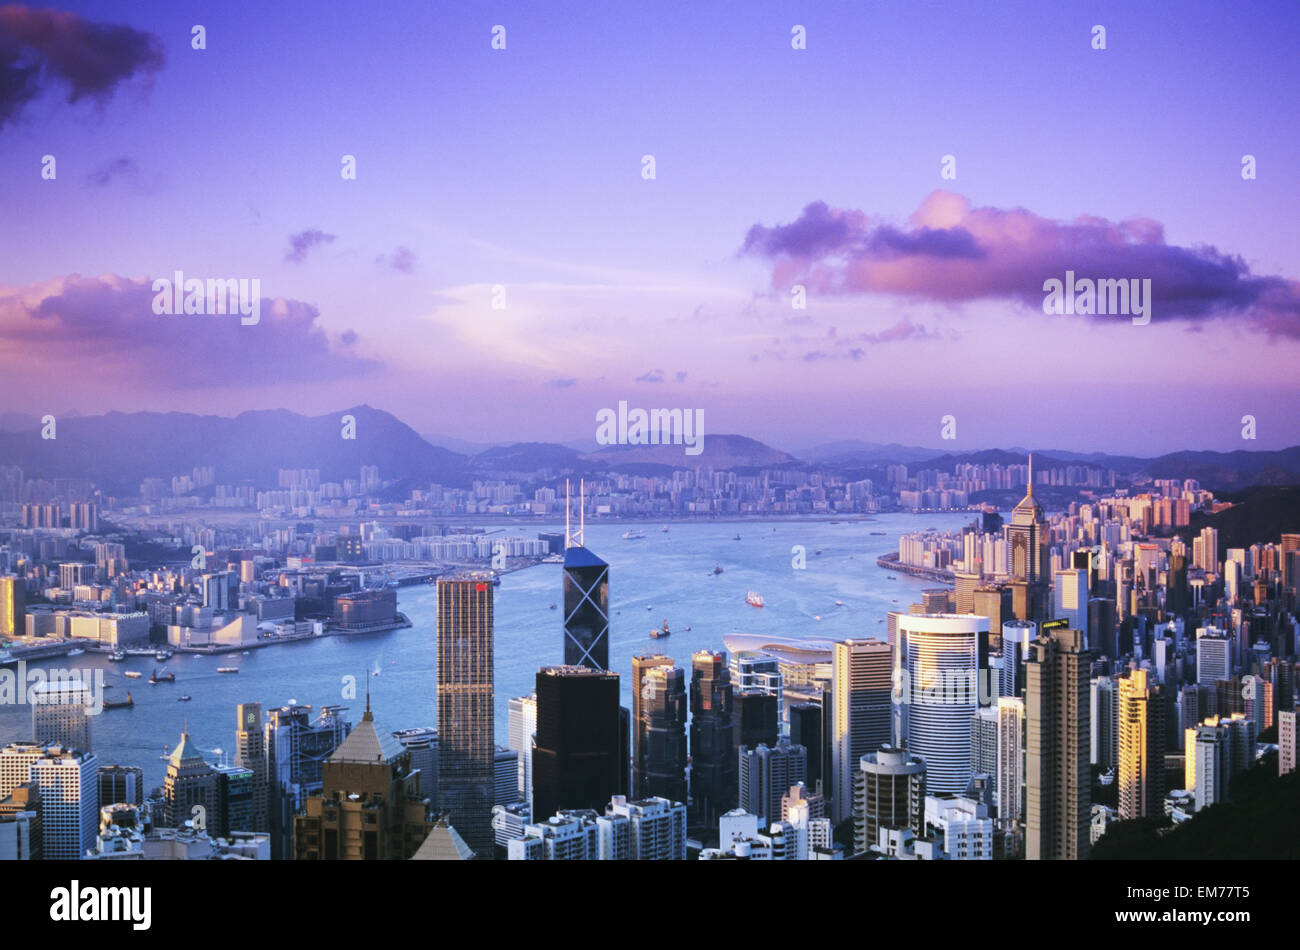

{"left": 1027, "top": 452, "right": 1034, "bottom": 497}
{"left": 579, "top": 478, "right": 585, "bottom": 546}
{"left": 565, "top": 477, "right": 584, "bottom": 549}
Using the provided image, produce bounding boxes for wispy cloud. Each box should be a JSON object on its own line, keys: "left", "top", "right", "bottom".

{"left": 285, "top": 228, "right": 336, "bottom": 264}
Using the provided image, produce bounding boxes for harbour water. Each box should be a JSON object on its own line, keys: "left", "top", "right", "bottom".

{"left": 0, "top": 513, "right": 973, "bottom": 788}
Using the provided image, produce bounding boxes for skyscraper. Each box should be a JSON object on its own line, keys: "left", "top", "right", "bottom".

{"left": 562, "top": 547, "right": 610, "bottom": 671}
{"left": 789, "top": 702, "right": 824, "bottom": 793}
{"left": 636, "top": 663, "right": 688, "bottom": 804}
{"left": 532, "top": 665, "right": 622, "bottom": 819}
{"left": 855, "top": 744, "right": 926, "bottom": 856}
{"left": 0, "top": 743, "right": 97, "bottom": 860}
{"left": 508, "top": 693, "right": 537, "bottom": 807}
{"left": 1117, "top": 667, "right": 1165, "bottom": 820}
{"left": 733, "top": 689, "right": 779, "bottom": 755}
{"left": 830, "top": 638, "right": 892, "bottom": 823}
{"left": 896, "top": 615, "right": 988, "bottom": 794}
{"left": 689, "top": 650, "right": 736, "bottom": 827}
{"left": 437, "top": 574, "right": 495, "bottom": 857}
{"left": 1090, "top": 677, "right": 1118, "bottom": 772}
{"left": 631, "top": 653, "right": 673, "bottom": 796}
{"left": 737, "top": 741, "right": 807, "bottom": 827}
{"left": 1006, "top": 454, "right": 1050, "bottom": 622}
{"left": 31, "top": 680, "right": 92, "bottom": 754}
{"left": 234, "top": 702, "right": 268, "bottom": 833}
{"left": 1025, "top": 629, "right": 1090, "bottom": 861}
{"left": 163, "top": 731, "right": 218, "bottom": 831}
{"left": 0, "top": 575, "right": 24, "bottom": 639}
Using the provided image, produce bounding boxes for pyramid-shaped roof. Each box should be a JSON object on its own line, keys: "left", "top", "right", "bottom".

{"left": 328, "top": 699, "right": 404, "bottom": 765}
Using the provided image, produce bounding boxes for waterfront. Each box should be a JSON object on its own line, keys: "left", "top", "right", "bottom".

{"left": 0, "top": 513, "right": 972, "bottom": 788}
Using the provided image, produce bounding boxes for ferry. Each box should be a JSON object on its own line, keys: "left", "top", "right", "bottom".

{"left": 746, "top": 591, "right": 765, "bottom": 608}
{"left": 711, "top": 564, "right": 723, "bottom": 575}
{"left": 217, "top": 667, "right": 239, "bottom": 674}
{"left": 662, "top": 525, "right": 670, "bottom": 533}
{"left": 149, "top": 668, "right": 175, "bottom": 684}
{"left": 650, "top": 619, "right": 671, "bottom": 639}
{"left": 870, "top": 531, "right": 887, "bottom": 536}
{"left": 104, "top": 692, "right": 134, "bottom": 710}
{"left": 178, "top": 695, "right": 192, "bottom": 702}
{"left": 123, "top": 671, "right": 142, "bottom": 679}
{"left": 835, "top": 600, "right": 844, "bottom": 606}
{"left": 732, "top": 534, "right": 741, "bottom": 541}
{"left": 107, "top": 650, "right": 127, "bottom": 662}
{"left": 155, "top": 650, "right": 173, "bottom": 661}
{"left": 621, "top": 529, "right": 646, "bottom": 540}
{"left": 67, "top": 648, "right": 85, "bottom": 657}
{"left": 549, "top": 604, "right": 557, "bottom": 610}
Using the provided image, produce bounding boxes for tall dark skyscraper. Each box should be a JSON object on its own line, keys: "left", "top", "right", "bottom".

{"left": 532, "top": 665, "right": 622, "bottom": 819}
{"left": 1025, "top": 628, "right": 1091, "bottom": 861}
{"left": 562, "top": 547, "right": 610, "bottom": 670}
{"left": 632, "top": 654, "right": 673, "bottom": 797}
{"left": 789, "top": 702, "right": 824, "bottom": 792}
{"left": 635, "top": 660, "right": 688, "bottom": 804}
{"left": 437, "top": 574, "right": 495, "bottom": 857}
{"left": 689, "top": 650, "right": 735, "bottom": 827}
{"left": 734, "top": 689, "right": 779, "bottom": 756}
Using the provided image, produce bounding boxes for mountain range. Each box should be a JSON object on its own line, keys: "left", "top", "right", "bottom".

{"left": 1, "top": 405, "right": 1298, "bottom": 494}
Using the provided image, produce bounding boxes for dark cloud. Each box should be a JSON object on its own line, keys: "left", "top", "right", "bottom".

{"left": 285, "top": 228, "right": 336, "bottom": 264}
{"left": 86, "top": 155, "right": 139, "bottom": 186}
{"left": 0, "top": 5, "right": 164, "bottom": 129}
{"left": 741, "top": 191, "right": 1300, "bottom": 337}
{"left": 0, "top": 274, "right": 381, "bottom": 388}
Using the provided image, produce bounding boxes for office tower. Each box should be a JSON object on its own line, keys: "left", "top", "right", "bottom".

{"left": 562, "top": 547, "right": 610, "bottom": 671}
{"left": 294, "top": 697, "right": 434, "bottom": 860}
{"left": 1196, "top": 527, "right": 1220, "bottom": 574}
{"left": 789, "top": 702, "right": 823, "bottom": 792}
{"left": 1197, "top": 628, "right": 1231, "bottom": 685}
{"left": 1, "top": 743, "right": 98, "bottom": 860}
{"left": 1006, "top": 455, "right": 1050, "bottom": 621}
{"left": 163, "top": 731, "right": 219, "bottom": 831}
{"left": 973, "top": 586, "right": 1011, "bottom": 646}
{"left": 734, "top": 689, "right": 779, "bottom": 754}
{"left": 1192, "top": 724, "right": 1230, "bottom": 811}
{"left": 972, "top": 706, "right": 998, "bottom": 789}
{"left": 213, "top": 764, "right": 255, "bottom": 837}
{"left": 1001, "top": 620, "right": 1036, "bottom": 696}
{"left": 830, "top": 638, "right": 892, "bottom": 823}
{"left": 637, "top": 664, "right": 688, "bottom": 804}
{"left": 689, "top": 650, "right": 735, "bottom": 827}
{"left": 1279, "top": 710, "right": 1297, "bottom": 777}
{"left": 264, "top": 703, "right": 350, "bottom": 859}
{"left": 1025, "top": 628, "right": 1091, "bottom": 860}
{"left": 606, "top": 795, "right": 687, "bottom": 860}
{"left": 0, "top": 783, "right": 42, "bottom": 860}
{"left": 781, "top": 781, "right": 825, "bottom": 823}
{"left": 98, "top": 765, "right": 143, "bottom": 807}
{"left": 631, "top": 654, "right": 674, "bottom": 796}
{"left": 729, "top": 652, "right": 783, "bottom": 717}
{"left": 921, "top": 588, "right": 952, "bottom": 613}
{"left": 737, "top": 741, "right": 807, "bottom": 826}
{"left": 234, "top": 702, "right": 268, "bottom": 833}
{"left": 1089, "top": 597, "right": 1117, "bottom": 659}
{"left": 393, "top": 727, "right": 439, "bottom": 806}
{"left": 1054, "top": 567, "right": 1089, "bottom": 643}
{"left": 1117, "top": 668, "right": 1165, "bottom": 820}
{"left": 954, "top": 571, "right": 981, "bottom": 614}
{"left": 494, "top": 747, "right": 519, "bottom": 806}
{"left": 1267, "top": 659, "right": 1295, "bottom": 721}
{"left": 925, "top": 794, "right": 994, "bottom": 860}
{"left": 532, "top": 666, "right": 621, "bottom": 819}
{"left": 31, "top": 679, "right": 92, "bottom": 753}
{"left": 897, "top": 615, "right": 988, "bottom": 794}
{"left": 1090, "top": 677, "right": 1119, "bottom": 772}
{"left": 994, "top": 697, "right": 1025, "bottom": 831}
{"left": 0, "top": 575, "right": 24, "bottom": 638}
{"left": 508, "top": 694, "right": 537, "bottom": 807}
{"left": 854, "top": 744, "right": 925, "bottom": 856}
{"left": 436, "top": 574, "right": 495, "bottom": 857}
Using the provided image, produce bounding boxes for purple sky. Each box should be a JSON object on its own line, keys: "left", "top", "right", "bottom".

{"left": 1, "top": 0, "right": 1297, "bottom": 455}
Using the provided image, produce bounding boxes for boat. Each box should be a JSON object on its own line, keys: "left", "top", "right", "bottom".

{"left": 712, "top": 564, "right": 723, "bottom": 575}
{"left": 870, "top": 531, "right": 887, "bottom": 536}
{"left": 746, "top": 591, "right": 764, "bottom": 608}
{"left": 814, "top": 615, "right": 822, "bottom": 621}
{"left": 67, "top": 648, "right": 85, "bottom": 657}
{"left": 732, "top": 534, "right": 741, "bottom": 541}
{"left": 662, "top": 525, "right": 670, "bottom": 533}
{"left": 217, "top": 667, "right": 239, "bottom": 674}
{"left": 835, "top": 600, "right": 844, "bottom": 606}
{"left": 650, "top": 619, "right": 671, "bottom": 639}
{"left": 154, "top": 650, "right": 173, "bottom": 661}
{"left": 647, "top": 606, "right": 653, "bottom": 611}
{"left": 684, "top": 625, "right": 691, "bottom": 631}
{"left": 123, "top": 671, "right": 142, "bottom": 679}
{"left": 621, "top": 529, "right": 646, "bottom": 540}
{"left": 104, "top": 692, "right": 134, "bottom": 710}
{"left": 107, "top": 650, "right": 127, "bottom": 662}
{"left": 178, "top": 695, "right": 191, "bottom": 702}
{"left": 149, "top": 668, "right": 174, "bottom": 684}
{"left": 549, "top": 604, "right": 557, "bottom": 610}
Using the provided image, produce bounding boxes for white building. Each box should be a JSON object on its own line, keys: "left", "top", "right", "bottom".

{"left": 0, "top": 743, "right": 98, "bottom": 860}
{"left": 924, "top": 794, "right": 993, "bottom": 860}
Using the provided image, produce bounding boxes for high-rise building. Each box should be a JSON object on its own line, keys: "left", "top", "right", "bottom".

{"left": 436, "top": 574, "right": 495, "bottom": 857}
{"left": 494, "top": 747, "right": 519, "bottom": 806}
{"left": 508, "top": 694, "right": 537, "bottom": 806}
{"left": 31, "top": 679, "right": 92, "bottom": 754}
{"left": 830, "top": 638, "right": 892, "bottom": 823}
{"left": 1006, "top": 455, "right": 1050, "bottom": 621}
{"left": 0, "top": 782, "right": 42, "bottom": 860}
{"left": 737, "top": 741, "right": 807, "bottom": 826}
{"left": 163, "top": 731, "right": 219, "bottom": 831}
{"left": 636, "top": 663, "right": 688, "bottom": 804}
{"left": 789, "top": 702, "right": 824, "bottom": 793}
{"left": 0, "top": 575, "right": 24, "bottom": 639}
{"left": 1054, "top": 568, "right": 1089, "bottom": 643}
{"left": 234, "top": 702, "right": 269, "bottom": 834}
{"left": 97, "top": 765, "right": 143, "bottom": 807}
{"left": 1117, "top": 668, "right": 1165, "bottom": 820}
{"left": 689, "top": 650, "right": 735, "bottom": 827}
{"left": 631, "top": 654, "right": 674, "bottom": 797}
{"left": 607, "top": 795, "right": 687, "bottom": 860}
{"left": 562, "top": 547, "right": 610, "bottom": 670}
{"left": 0, "top": 744, "right": 97, "bottom": 860}
{"left": 855, "top": 744, "right": 925, "bottom": 856}
{"left": 1090, "top": 677, "right": 1118, "bottom": 772}
{"left": 393, "top": 727, "right": 439, "bottom": 806}
{"left": 294, "top": 697, "right": 434, "bottom": 860}
{"left": 734, "top": 689, "right": 779, "bottom": 755}
{"left": 995, "top": 697, "right": 1025, "bottom": 832}
{"left": 214, "top": 763, "right": 255, "bottom": 838}
{"left": 1197, "top": 628, "right": 1232, "bottom": 685}
{"left": 264, "top": 703, "right": 350, "bottom": 859}
{"left": 896, "top": 615, "right": 988, "bottom": 794}
{"left": 1192, "top": 723, "right": 1230, "bottom": 811}
{"left": 1278, "top": 710, "right": 1296, "bottom": 777}
{"left": 532, "top": 665, "right": 622, "bottom": 819}
{"left": 1025, "top": 628, "right": 1091, "bottom": 860}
